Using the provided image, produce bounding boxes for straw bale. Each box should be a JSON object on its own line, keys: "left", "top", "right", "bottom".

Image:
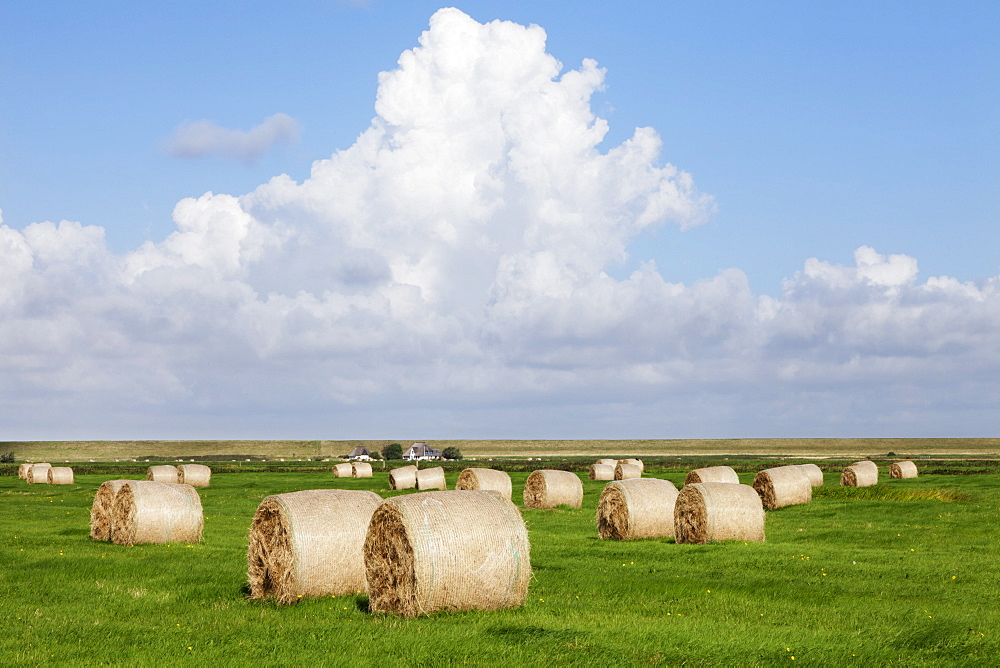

{"left": 332, "top": 463, "right": 354, "bottom": 478}
{"left": 456, "top": 468, "right": 512, "bottom": 500}
{"left": 111, "top": 481, "right": 204, "bottom": 545}
{"left": 684, "top": 466, "right": 739, "bottom": 485}
{"left": 18, "top": 463, "right": 32, "bottom": 479}
{"left": 27, "top": 464, "right": 52, "bottom": 484}
{"left": 792, "top": 463, "right": 824, "bottom": 487}
{"left": 47, "top": 467, "right": 74, "bottom": 485}
{"left": 890, "top": 460, "right": 918, "bottom": 479}
{"left": 178, "top": 464, "right": 212, "bottom": 487}
{"left": 364, "top": 490, "right": 531, "bottom": 617}
{"left": 618, "top": 458, "right": 644, "bottom": 472}
{"left": 389, "top": 465, "right": 418, "bottom": 490}
{"left": 615, "top": 462, "right": 642, "bottom": 480}
{"left": 597, "top": 478, "right": 679, "bottom": 540}
{"left": 589, "top": 463, "right": 615, "bottom": 481}
{"left": 146, "top": 465, "right": 179, "bottom": 483}
{"left": 596, "top": 459, "right": 618, "bottom": 467}
{"left": 840, "top": 462, "right": 878, "bottom": 487}
{"left": 415, "top": 466, "right": 447, "bottom": 491}
{"left": 247, "top": 489, "right": 383, "bottom": 604}
{"left": 352, "top": 462, "right": 373, "bottom": 478}
{"left": 752, "top": 466, "right": 812, "bottom": 510}
{"left": 91, "top": 480, "right": 130, "bottom": 541}
{"left": 674, "top": 482, "right": 765, "bottom": 544}
{"left": 523, "top": 470, "right": 583, "bottom": 509}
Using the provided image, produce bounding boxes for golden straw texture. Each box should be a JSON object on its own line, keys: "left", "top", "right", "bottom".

{"left": 91, "top": 480, "right": 130, "bottom": 541}
{"left": 523, "top": 470, "right": 583, "bottom": 509}
{"left": 456, "top": 468, "right": 513, "bottom": 500}
{"left": 415, "top": 467, "right": 447, "bottom": 491}
{"left": 332, "top": 463, "right": 354, "bottom": 478}
{"left": 890, "top": 460, "right": 918, "bottom": 479}
{"left": 618, "top": 458, "right": 644, "bottom": 472}
{"left": 389, "top": 465, "right": 418, "bottom": 490}
{"left": 47, "top": 467, "right": 74, "bottom": 485}
{"left": 352, "top": 462, "right": 373, "bottom": 478}
{"left": 684, "top": 466, "right": 739, "bottom": 485}
{"left": 752, "top": 466, "right": 812, "bottom": 510}
{"left": 364, "top": 490, "right": 531, "bottom": 617}
{"left": 597, "top": 478, "right": 679, "bottom": 540}
{"left": 840, "top": 462, "right": 878, "bottom": 487}
{"left": 792, "top": 463, "right": 824, "bottom": 486}
{"left": 674, "top": 482, "right": 765, "bottom": 544}
{"left": 146, "top": 465, "right": 179, "bottom": 483}
{"left": 27, "top": 464, "right": 52, "bottom": 484}
{"left": 247, "top": 489, "right": 383, "bottom": 604}
{"left": 111, "top": 481, "right": 203, "bottom": 545}
{"left": 589, "top": 464, "right": 615, "bottom": 481}
{"left": 178, "top": 464, "right": 211, "bottom": 487}
{"left": 614, "top": 463, "right": 642, "bottom": 480}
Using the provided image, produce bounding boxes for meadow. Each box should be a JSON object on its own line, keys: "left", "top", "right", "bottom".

{"left": 2, "top": 461, "right": 998, "bottom": 666}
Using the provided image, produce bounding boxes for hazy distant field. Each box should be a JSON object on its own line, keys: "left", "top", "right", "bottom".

{"left": 4, "top": 437, "right": 1000, "bottom": 462}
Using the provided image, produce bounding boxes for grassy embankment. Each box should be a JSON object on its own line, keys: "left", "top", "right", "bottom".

{"left": 2, "top": 463, "right": 997, "bottom": 665}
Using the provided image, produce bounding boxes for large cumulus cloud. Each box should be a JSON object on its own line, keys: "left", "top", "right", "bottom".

{"left": 1, "top": 8, "right": 997, "bottom": 438}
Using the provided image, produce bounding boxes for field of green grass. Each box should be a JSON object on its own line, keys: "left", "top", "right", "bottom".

{"left": 2, "top": 462, "right": 997, "bottom": 665}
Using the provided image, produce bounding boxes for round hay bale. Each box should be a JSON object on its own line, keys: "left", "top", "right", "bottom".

{"left": 352, "top": 462, "right": 373, "bottom": 478}
{"left": 146, "top": 465, "right": 179, "bottom": 483}
{"left": 684, "top": 465, "right": 739, "bottom": 485}
{"left": 415, "top": 466, "right": 447, "bottom": 491}
{"left": 364, "top": 490, "right": 531, "bottom": 617}
{"left": 614, "top": 462, "right": 642, "bottom": 480}
{"left": 840, "top": 462, "right": 878, "bottom": 487}
{"left": 523, "top": 470, "right": 583, "bottom": 509}
{"left": 596, "top": 458, "right": 618, "bottom": 467}
{"left": 589, "top": 463, "right": 615, "bottom": 481}
{"left": 674, "top": 482, "right": 765, "bottom": 544}
{"left": 18, "top": 463, "right": 32, "bottom": 479}
{"left": 792, "top": 463, "right": 824, "bottom": 487}
{"left": 91, "top": 480, "right": 130, "bottom": 541}
{"left": 618, "top": 458, "right": 644, "bottom": 472}
{"left": 332, "top": 463, "right": 354, "bottom": 478}
{"left": 47, "top": 467, "right": 74, "bottom": 485}
{"left": 890, "top": 460, "right": 918, "bottom": 479}
{"left": 177, "top": 464, "right": 212, "bottom": 487}
{"left": 752, "top": 466, "right": 812, "bottom": 510}
{"left": 597, "top": 478, "right": 679, "bottom": 540}
{"left": 27, "top": 463, "right": 52, "bottom": 484}
{"left": 389, "top": 465, "right": 418, "bottom": 490}
{"left": 247, "top": 489, "right": 383, "bottom": 604}
{"left": 111, "top": 481, "right": 204, "bottom": 545}
{"left": 456, "top": 468, "right": 512, "bottom": 500}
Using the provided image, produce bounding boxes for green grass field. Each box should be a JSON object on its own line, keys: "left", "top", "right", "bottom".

{"left": 2, "top": 463, "right": 997, "bottom": 666}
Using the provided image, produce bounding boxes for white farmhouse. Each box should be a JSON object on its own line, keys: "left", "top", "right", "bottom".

{"left": 402, "top": 442, "right": 442, "bottom": 461}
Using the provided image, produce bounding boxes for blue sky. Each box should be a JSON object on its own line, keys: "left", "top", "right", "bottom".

{"left": 0, "top": 2, "right": 998, "bottom": 439}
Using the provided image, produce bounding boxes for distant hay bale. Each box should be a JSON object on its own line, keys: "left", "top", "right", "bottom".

{"left": 352, "top": 462, "right": 373, "bottom": 478}
{"left": 364, "top": 490, "right": 531, "bottom": 617}
{"left": 674, "top": 482, "right": 765, "bottom": 544}
{"left": 523, "top": 470, "right": 583, "bottom": 509}
{"left": 792, "top": 463, "right": 824, "bottom": 487}
{"left": 684, "top": 466, "right": 739, "bottom": 485}
{"left": 27, "top": 464, "right": 52, "bottom": 484}
{"left": 146, "top": 465, "right": 179, "bottom": 483}
{"left": 415, "top": 467, "right": 447, "bottom": 491}
{"left": 389, "top": 465, "right": 418, "bottom": 490}
{"left": 456, "top": 468, "right": 512, "bottom": 500}
{"left": 589, "top": 464, "right": 615, "bottom": 481}
{"left": 890, "top": 460, "right": 918, "bottom": 479}
{"left": 18, "top": 463, "right": 34, "bottom": 479}
{"left": 111, "top": 481, "right": 203, "bottom": 546}
{"left": 332, "top": 463, "right": 354, "bottom": 478}
{"left": 47, "top": 467, "right": 74, "bottom": 485}
{"left": 752, "top": 466, "right": 812, "bottom": 510}
{"left": 841, "top": 461, "right": 879, "bottom": 487}
{"left": 177, "top": 464, "right": 212, "bottom": 487}
{"left": 597, "top": 478, "right": 679, "bottom": 540}
{"left": 618, "top": 458, "right": 644, "bottom": 472}
{"left": 614, "top": 462, "right": 642, "bottom": 480}
{"left": 247, "top": 489, "right": 382, "bottom": 604}
{"left": 91, "top": 480, "right": 130, "bottom": 541}
{"left": 596, "top": 459, "right": 618, "bottom": 467}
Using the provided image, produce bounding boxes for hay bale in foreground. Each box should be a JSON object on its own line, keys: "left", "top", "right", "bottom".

{"left": 792, "top": 463, "right": 824, "bottom": 487}
{"left": 178, "top": 464, "right": 212, "bottom": 487}
{"left": 111, "top": 481, "right": 203, "bottom": 546}
{"left": 352, "top": 462, "right": 373, "bottom": 478}
{"left": 684, "top": 466, "right": 739, "bottom": 485}
{"left": 615, "top": 462, "right": 642, "bottom": 480}
{"left": 247, "top": 489, "right": 382, "bottom": 604}
{"left": 364, "top": 490, "right": 531, "bottom": 617}
{"left": 674, "top": 482, "right": 765, "bottom": 544}
{"left": 146, "top": 465, "right": 179, "bottom": 483}
{"left": 597, "top": 478, "right": 679, "bottom": 540}
{"left": 618, "top": 458, "right": 644, "bottom": 472}
{"left": 416, "top": 466, "right": 447, "bottom": 491}
{"left": 596, "top": 458, "right": 618, "bottom": 467}
{"left": 523, "top": 470, "right": 583, "bottom": 509}
{"left": 890, "top": 460, "right": 918, "bottom": 479}
{"left": 589, "top": 463, "right": 615, "bottom": 481}
{"left": 753, "top": 466, "right": 812, "bottom": 510}
{"left": 91, "top": 480, "right": 130, "bottom": 541}
{"left": 389, "top": 465, "right": 418, "bottom": 490}
{"left": 27, "top": 463, "right": 52, "bottom": 484}
{"left": 456, "top": 468, "right": 512, "bottom": 500}
{"left": 841, "top": 461, "right": 878, "bottom": 487}
{"left": 332, "top": 463, "right": 354, "bottom": 478}
{"left": 47, "top": 467, "right": 74, "bottom": 485}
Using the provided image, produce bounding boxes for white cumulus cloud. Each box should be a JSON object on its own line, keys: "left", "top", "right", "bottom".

{"left": 163, "top": 112, "right": 301, "bottom": 164}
